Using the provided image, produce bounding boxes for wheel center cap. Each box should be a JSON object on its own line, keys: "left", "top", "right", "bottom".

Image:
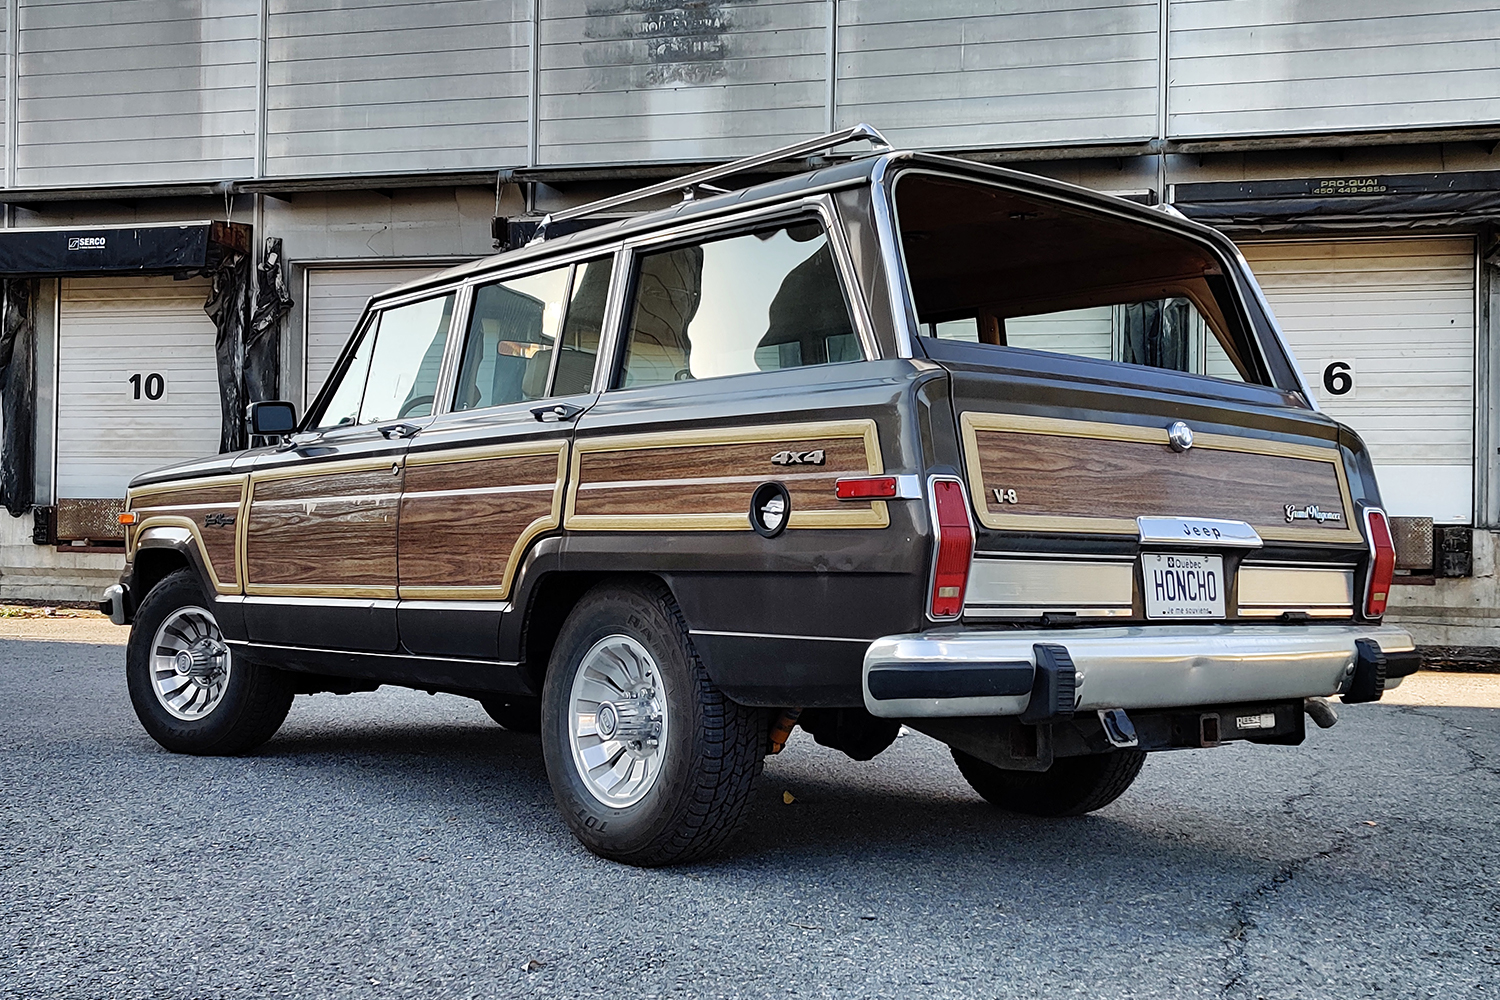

{"left": 596, "top": 702, "right": 619, "bottom": 740}
{"left": 174, "top": 651, "right": 194, "bottom": 676}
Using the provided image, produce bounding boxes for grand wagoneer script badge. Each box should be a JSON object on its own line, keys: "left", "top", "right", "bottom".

{"left": 770, "top": 450, "right": 825, "bottom": 466}
{"left": 1284, "top": 504, "right": 1342, "bottom": 525}
{"left": 204, "top": 513, "right": 236, "bottom": 528}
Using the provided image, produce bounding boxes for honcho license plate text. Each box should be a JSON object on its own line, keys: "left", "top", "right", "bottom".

{"left": 1142, "top": 553, "right": 1226, "bottom": 619}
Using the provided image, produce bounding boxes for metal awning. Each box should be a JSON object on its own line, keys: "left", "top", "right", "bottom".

{"left": 0, "top": 219, "right": 250, "bottom": 275}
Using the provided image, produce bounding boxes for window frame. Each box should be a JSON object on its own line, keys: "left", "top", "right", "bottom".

{"left": 603, "top": 195, "right": 879, "bottom": 393}
{"left": 888, "top": 166, "right": 1281, "bottom": 392}
{"left": 303, "top": 285, "right": 465, "bottom": 433}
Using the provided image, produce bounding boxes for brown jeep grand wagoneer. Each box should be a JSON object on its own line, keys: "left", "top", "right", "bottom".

{"left": 104, "top": 126, "right": 1415, "bottom": 866}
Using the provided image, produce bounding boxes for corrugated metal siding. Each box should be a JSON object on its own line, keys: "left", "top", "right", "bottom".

{"left": 836, "top": 0, "right": 1159, "bottom": 149}
{"left": 538, "top": 0, "right": 828, "bottom": 166}
{"left": 1240, "top": 237, "right": 1476, "bottom": 522}
{"left": 304, "top": 265, "right": 443, "bottom": 399}
{"left": 15, "top": 0, "right": 259, "bottom": 186}
{"left": 55, "top": 276, "right": 222, "bottom": 499}
{"left": 265, "top": 0, "right": 531, "bottom": 176}
{"left": 1169, "top": 0, "right": 1500, "bottom": 138}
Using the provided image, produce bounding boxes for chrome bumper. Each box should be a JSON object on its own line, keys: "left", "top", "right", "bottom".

{"left": 100, "top": 584, "right": 128, "bottom": 626}
{"left": 862, "top": 624, "right": 1415, "bottom": 719}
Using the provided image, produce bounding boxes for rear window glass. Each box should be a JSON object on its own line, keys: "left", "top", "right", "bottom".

{"left": 898, "top": 174, "right": 1261, "bottom": 384}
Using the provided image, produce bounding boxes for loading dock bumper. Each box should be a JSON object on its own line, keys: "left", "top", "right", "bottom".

{"left": 863, "top": 624, "right": 1417, "bottom": 719}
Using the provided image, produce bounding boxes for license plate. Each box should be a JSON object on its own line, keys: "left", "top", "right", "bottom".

{"left": 1142, "top": 553, "right": 1226, "bottom": 620}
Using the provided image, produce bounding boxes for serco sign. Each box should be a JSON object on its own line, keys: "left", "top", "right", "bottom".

{"left": 67, "top": 236, "right": 106, "bottom": 251}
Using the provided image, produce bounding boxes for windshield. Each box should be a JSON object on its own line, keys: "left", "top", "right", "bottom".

{"left": 895, "top": 173, "right": 1268, "bottom": 386}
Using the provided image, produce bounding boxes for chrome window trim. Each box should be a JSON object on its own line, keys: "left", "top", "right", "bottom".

{"left": 870, "top": 153, "right": 918, "bottom": 359}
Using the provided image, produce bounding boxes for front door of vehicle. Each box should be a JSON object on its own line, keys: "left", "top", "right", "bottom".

{"left": 243, "top": 291, "right": 457, "bottom": 651}
{"left": 395, "top": 255, "right": 614, "bottom": 662}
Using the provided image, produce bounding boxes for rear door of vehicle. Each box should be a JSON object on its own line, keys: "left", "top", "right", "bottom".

{"left": 393, "top": 252, "right": 615, "bottom": 662}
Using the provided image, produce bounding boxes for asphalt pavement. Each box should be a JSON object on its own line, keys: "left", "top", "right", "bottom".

{"left": 2, "top": 637, "right": 1497, "bottom": 999}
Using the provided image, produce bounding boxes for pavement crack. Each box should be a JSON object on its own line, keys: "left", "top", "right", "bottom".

{"left": 1220, "top": 788, "right": 1359, "bottom": 999}
{"left": 1394, "top": 705, "right": 1500, "bottom": 778}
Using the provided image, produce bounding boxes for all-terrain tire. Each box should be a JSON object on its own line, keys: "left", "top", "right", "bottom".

{"left": 126, "top": 569, "right": 295, "bottom": 756}
{"left": 480, "top": 695, "right": 542, "bottom": 733}
{"left": 540, "top": 580, "right": 766, "bottom": 866}
{"left": 952, "top": 747, "right": 1146, "bottom": 817}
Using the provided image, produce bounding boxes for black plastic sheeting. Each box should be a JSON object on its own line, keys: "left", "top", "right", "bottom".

{"left": 1175, "top": 170, "right": 1500, "bottom": 233}
{"left": 0, "top": 279, "right": 37, "bottom": 517}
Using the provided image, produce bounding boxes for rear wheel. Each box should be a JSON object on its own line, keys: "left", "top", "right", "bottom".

{"left": 126, "top": 569, "right": 294, "bottom": 755}
{"left": 540, "top": 581, "right": 766, "bottom": 866}
{"left": 953, "top": 748, "right": 1146, "bottom": 817}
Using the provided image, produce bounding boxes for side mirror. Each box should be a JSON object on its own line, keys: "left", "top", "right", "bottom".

{"left": 247, "top": 400, "right": 298, "bottom": 437}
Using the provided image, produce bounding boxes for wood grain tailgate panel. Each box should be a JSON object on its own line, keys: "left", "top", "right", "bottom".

{"left": 961, "top": 412, "right": 1357, "bottom": 541}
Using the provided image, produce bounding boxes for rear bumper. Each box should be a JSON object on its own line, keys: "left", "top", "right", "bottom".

{"left": 863, "top": 624, "right": 1416, "bottom": 719}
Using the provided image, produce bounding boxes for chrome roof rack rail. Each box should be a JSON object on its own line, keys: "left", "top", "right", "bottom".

{"left": 528, "top": 123, "right": 891, "bottom": 245}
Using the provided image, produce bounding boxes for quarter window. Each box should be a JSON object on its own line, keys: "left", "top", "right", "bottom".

{"left": 312, "top": 292, "right": 455, "bottom": 429}
{"left": 616, "top": 219, "right": 860, "bottom": 390}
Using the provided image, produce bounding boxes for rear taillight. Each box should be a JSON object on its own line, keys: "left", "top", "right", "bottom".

{"left": 1363, "top": 507, "right": 1395, "bottom": 618}
{"left": 929, "top": 478, "right": 975, "bottom": 620}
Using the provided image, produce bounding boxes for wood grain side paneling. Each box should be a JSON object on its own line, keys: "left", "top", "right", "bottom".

{"left": 961, "top": 412, "right": 1358, "bottom": 542}
{"left": 398, "top": 445, "right": 567, "bottom": 600}
{"left": 245, "top": 464, "right": 403, "bottom": 596}
{"left": 127, "top": 478, "right": 248, "bottom": 594}
{"left": 567, "top": 421, "right": 887, "bottom": 531}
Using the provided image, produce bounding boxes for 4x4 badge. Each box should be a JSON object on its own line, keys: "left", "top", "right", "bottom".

{"left": 770, "top": 449, "right": 824, "bottom": 466}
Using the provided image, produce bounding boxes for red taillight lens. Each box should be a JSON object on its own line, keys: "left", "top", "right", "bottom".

{"left": 1364, "top": 507, "right": 1395, "bottom": 618}
{"left": 929, "top": 478, "right": 974, "bottom": 619}
{"left": 835, "top": 476, "right": 898, "bottom": 500}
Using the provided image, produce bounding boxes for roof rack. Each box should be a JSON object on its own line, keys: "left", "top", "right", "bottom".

{"left": 529, "top": 123, "right": 892, "bottom": 244}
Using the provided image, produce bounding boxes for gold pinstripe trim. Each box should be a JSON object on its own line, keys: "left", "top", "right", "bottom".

{"left": 958, "top": 411, "right": 1360, "bottom": 543}
{"left": 563, "top": 419, "right": 888, "bottom": 531}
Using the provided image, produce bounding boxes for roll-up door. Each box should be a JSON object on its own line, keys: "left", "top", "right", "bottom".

{"left": 55, "top": 276, "right": 222, "bottom": 500}
{"left": 304, "top": 266, "right": 445, "bottom": 401}
{"left": 1239, "top": 237, "right": 1476, "bottom": 523}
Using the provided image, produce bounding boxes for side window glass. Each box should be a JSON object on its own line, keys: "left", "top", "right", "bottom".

{"left": 616, "top": 220, "right": 858, "bottom": 389}
{"left": 357, "top": 293, "right": 455, "bottom": 424}
{"left": 313, "top": 324, "right": 375, "bottom": 430}
{"left": 454, "top": 267, "right": 570, "bottom": 412}
{"left": 551, "top": 256, "right": 612, "bottom": 396}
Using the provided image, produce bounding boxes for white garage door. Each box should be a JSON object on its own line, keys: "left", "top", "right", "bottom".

{"left": 304, "top": 266, "right": 446, "bottom": 401}
{"left": 55, "top": 276, "right": 223, "bottom": 500}
{"left": 1240, "top": 237, "right": 1476, "bottom": 523}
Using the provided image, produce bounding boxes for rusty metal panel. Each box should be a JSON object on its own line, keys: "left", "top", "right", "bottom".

{"left": 265, "top": 0, "right": 531, "bottom": 176}
{"left": 538, "top": 0, "right": 829, "bottom": 166}
{"left": 55, "top": 498, "right": 124, "bottom": 542}
{"left": 1169, "top": 0, "right": 1500, "bottom": 138}
{"left": 1389, "top": 516, "right": 1434, "bottom": 572}
{"left": 836, "top": 0, "right": 1159, "bottom": 150}
{"left": 14, "top": 0, "right": 259, "bottom": 187}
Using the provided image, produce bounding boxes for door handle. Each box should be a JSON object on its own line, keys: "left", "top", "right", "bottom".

{"left": 531, "top": 403, "right": 585, "bottom": 423}
{"left": 377, "top": 422, "right": 421, "bottom": 440}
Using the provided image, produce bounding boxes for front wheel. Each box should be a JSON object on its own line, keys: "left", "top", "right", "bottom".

{"left": 126, "top": 569, "right": 294, "bottom": 755}
{"left": 540, "top": 581, "right": 766, "bottom": 866}
{"left": 953, "top": 747, "right": 1146, "bottom": 817}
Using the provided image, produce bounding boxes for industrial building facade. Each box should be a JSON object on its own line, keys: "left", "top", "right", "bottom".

{"left": 0, "top": 0, "right": 1496, "bottom": 653}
